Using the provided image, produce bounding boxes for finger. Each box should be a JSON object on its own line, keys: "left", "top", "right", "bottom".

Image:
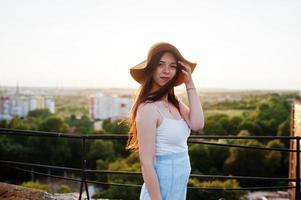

{"left": 178, "top": 61, "right": 191, "bottom": 73}
{"left": 180, "top": 66, "right": 191, "bottom": 75}
{"left": 178, "top": 61, "right": 189, "bottom": 68}
{"left": 181, "top": 69, "right": 188, "bottom": 75}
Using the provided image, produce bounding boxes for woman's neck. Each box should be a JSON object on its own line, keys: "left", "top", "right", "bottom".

{"left": 160, "top": 95, "right": 168, "bottom": 103}
{"left": 150, "top": 85, "right": 169, "bottom": 103}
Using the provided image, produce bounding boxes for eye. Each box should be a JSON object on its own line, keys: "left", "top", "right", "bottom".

{"left": 157, "top": 62, "right": 165, "bottom": 67}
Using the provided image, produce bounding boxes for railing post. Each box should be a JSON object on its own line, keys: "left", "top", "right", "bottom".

{"left": 79, "top": 137, "right": 90, "bottom": 200}
{"left": 48, "top": 169, "right": 51, "bottom": 184}
{"left": 31, "top": 167, "right": 34, "bottom": 182}
{"left": 296, "top": 137, "right": 300, "bottom": 200}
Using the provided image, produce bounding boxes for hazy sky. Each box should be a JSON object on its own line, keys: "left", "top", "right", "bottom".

{"left": 0, "top": 0, "right": 300, "bottom": 90}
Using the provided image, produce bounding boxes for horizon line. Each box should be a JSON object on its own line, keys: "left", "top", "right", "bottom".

{"left": 0, "top": 84, "right": 300, "bottom": 92}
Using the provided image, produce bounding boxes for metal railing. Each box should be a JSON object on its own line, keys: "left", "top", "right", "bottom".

{"left": 0, "top": 128, "right": 298, "bottom": 199}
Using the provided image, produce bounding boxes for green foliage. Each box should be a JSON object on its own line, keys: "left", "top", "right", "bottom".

{"left": 102, "top": 119, "right": 129, "bottom": 135}
{"left": 238, "top": 119, "right": 262, "bottom": 136}
{"left": 250, "top": 95, "right": 290, "bottom": 136}
{"left": 224, "top": 139, "right": 266, "bottom": 186}
{"left": 203, "top": 116, "right": 227, "bottom": 135}
{"left": 203, "top": 114, "right": 243, "bottom": 135}
{"left": 94, "top": 152, "right": 142, "bottom": 200}
{"left": 0, "top": 119, "right": 8, "bottom": 128}
{"left": 277, "top": 119, "right": 290, "bottom": 137}
{"left": 7, "top": 117, "right": 31, "bottom": 130}
{"left": 203, "top": 97, "right": 257, "bottom": 110}
{"left": 189, "top": 142, "right": 230, "bottom": 175}
{"left": 189, "top": 144, "right": 212, "bottom": 174}
{"left": 264, "top": 139, "right": 285, "bottom": 178}
{"left": 0, "top": 134, "right": 32, "bottom": 162}
{"left": 28, "top": 109, "right": 52, "bottom": 118}
{"left": 187, "top": 179, "right": 244, "bottom": 200}
{"left": 101, "top": 119, "right": 130, "bottom": 158}
{"left": 57, "top": 184, "right": 71, "bottom": 193}
{"left": 203, "top": 94, "right": 291, "bottom": 137}
{"left": 230, "top": 116, "right": 243, "bottom": 131}
{"left": 38, "top": 116, "right": 69, "bottom": 133}
{"left": 204, "top": 114, "right": 243, "bottom": 135}
{"left": 87, "top": 140, "right": 115, "bottom": 169}
{"left": 21, "top": 181, "right": 50, "bottom": 192}
{"left": 27, "top": 137, "right": 72, "bottom": 165}
{"left": 1, "top": 93, "right": 296, "bottom": 199}
{"left": 65, "top": 114, "right": 94, "bottom": 134}
{"left": 207, "top": 142, "right": 230, "bottom": 174}
{"left": 223, "top": 137, "right": 286, "bottom": 187}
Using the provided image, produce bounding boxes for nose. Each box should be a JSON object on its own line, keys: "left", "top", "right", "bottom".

{"left": 162, "top": 65, "right": 170, "bottom": 74}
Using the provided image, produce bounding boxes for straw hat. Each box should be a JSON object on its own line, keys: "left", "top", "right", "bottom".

{"left": 129, "top": 42, "right": 197, "bottom": 86}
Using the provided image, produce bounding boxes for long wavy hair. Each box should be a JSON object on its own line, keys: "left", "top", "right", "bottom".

{"left": 126, "top": 51, "right": 183, "bottom": 152}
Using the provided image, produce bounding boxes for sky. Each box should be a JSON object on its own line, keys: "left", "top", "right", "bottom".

{"left": 0, "top": 0, "right": 300, "bottom": 90}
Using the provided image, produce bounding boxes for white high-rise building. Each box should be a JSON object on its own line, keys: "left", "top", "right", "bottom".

{"left": 119, "top": 96, "right": 133, "bottom": 118}
{"left": 0, "top": 96, "right": 12, "bottom": 120}
{"left": 89, "top": 93, "right": 133, "bottom": 120}
{"left": 45, "top": 96, "right": 55, "bottom": 113}
{"left": 0, "top": 95, "right": 55, "bottom": 121}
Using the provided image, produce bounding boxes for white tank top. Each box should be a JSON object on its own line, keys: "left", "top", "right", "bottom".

{"left": 153, "top": 101, "right": 191, "bottom": 155}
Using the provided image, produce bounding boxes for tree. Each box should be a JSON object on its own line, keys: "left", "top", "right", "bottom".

{"left": 189, "top": 144, "right": 212, "bottom": 174}
{"left": 277, "top": 119, "right": 290, "bottom": 137}
{"left": 94, "top": 152, "right": 142, "bottom": 200}
{"left": 238, "top": 119, "right": 262, "bottom": 136}
{"left": 207, "top": 142, "right": 230, "bottom": 174}
{"left": 0, "top": 119, "right": 7, "bottom": 128}
{"left": 38, "top": 116, "right": 69, "bottom": 133}
{"left": 187, "top": 179, "right": 244, "bottom": 200}
{"left": 203, "top": 117, "right": 227, "bottom": 135}
{"left": 87, "top": 140, "right": 115, "bottom": 169}
{"left": 230, "top": 116, "right": 243, "bottom": 135}
{"left": 27, "top": 136, "right": 72, "bottom": 166}
{"left": 219, "top": 116, "right": 232, "bottom": 134}
{"left": 65, "top": 114, "right": 94, "bottom": 134}
{"left": 249, "top": 96, "right": 290, "bottom": 136}
{"left": 264, "top": 139, "right": 284, "bottom": 177}
{"left": 101, "top": 119, "right": 130, "bottom": 158}
{"left": 277, "top": 119, "right": 290, "bottom": 147}
{"left": 28, "top": 109, "right": 52, "bottom": 118}
{"left": 224, "top": 139, "right": 266, "bottom": 186}
{"left": 8, "top": 117, "right": 31, "bottom": 130}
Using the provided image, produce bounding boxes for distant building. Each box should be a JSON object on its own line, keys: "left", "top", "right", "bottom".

{"left": 289, "top": 97, "right": 301, "bottom": 200}
{"left": 0, "top": 95, "right": 55, "bottom": 121}
{"left": 0, "top": 96, "right": 11, "bottom": 120}
{"left": 89, "top": 92, "right": 133, "bottom": 120}
{"left": 44, "top": 96, "right": 55, "bottom": 113}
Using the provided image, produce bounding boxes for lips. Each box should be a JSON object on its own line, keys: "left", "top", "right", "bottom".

{"left": 160, "top": 77, "right": 170, "bottom": 81}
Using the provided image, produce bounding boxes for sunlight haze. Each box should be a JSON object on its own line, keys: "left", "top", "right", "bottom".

{"left": 0, "top": 0, "right": 300, "bottom": 90}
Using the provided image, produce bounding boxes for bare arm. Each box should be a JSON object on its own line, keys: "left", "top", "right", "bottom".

{"left": 178, "top": 61, "right": 205, "bottom": 131}
{"left": 136, "top": 103, "right": 162, "bottom": 200}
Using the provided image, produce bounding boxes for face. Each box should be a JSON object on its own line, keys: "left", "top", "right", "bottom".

{"left": 153, "top": 52, "right": 177, "bottom": 89}
{"left": 152, "top": 52, "right": 177, "bottom": 90}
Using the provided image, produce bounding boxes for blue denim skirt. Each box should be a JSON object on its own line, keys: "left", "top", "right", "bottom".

{"left": 139, "top": 151, "right": 191, "bottom": 200}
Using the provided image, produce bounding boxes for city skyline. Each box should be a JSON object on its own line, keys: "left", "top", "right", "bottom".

{"left": 1, "top": 0, "right": 300, "bottom": 90}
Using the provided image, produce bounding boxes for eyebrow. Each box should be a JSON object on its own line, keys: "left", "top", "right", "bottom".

{"left": 159, "top": 60, "right": 177, "bottom": 65}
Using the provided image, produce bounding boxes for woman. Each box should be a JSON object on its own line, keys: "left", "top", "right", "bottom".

{"left": 126, "top": 42, "right": 204, "bottom": 200}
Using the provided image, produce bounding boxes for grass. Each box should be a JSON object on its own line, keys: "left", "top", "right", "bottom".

{"left": 204, "top": 109, "right": 253, "bottom": 118}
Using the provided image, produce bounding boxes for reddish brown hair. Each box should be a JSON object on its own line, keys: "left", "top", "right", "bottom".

{"left": 126, "top": 51, "right": 182, "bottom": 152}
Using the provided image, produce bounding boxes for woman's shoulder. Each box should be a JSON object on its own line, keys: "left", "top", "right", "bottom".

{"left": 137, "top": 101, "right": 156, "bottom": 112}
{"left": 137, "top": 101, "right": 158, "bottom": 118}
